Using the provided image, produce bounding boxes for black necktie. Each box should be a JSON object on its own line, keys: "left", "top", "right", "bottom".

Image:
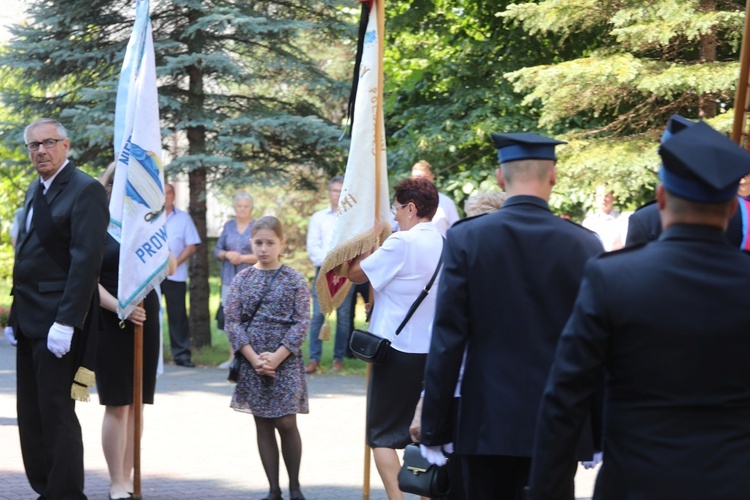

{"left": 31, "top": 181, "right": 46, "bottom": 229}
{"left": 30, "top": 181, "right": 71, "bottom": 270}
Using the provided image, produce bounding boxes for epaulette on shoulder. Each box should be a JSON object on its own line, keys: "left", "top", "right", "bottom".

{"left": 597, "top": 243, "right": 647, "bottom": 259}
{"left": 561, "top": 217, "right": 595, "bottom": 233}
{"left": 633, "top": 199, "right": 657, "bottom": 212}
{"left": 451, "top": 213, "right": 488, "bottom": 228}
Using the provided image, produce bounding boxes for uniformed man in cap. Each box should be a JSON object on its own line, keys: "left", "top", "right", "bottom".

{"left": 419, "top": 133, "right": 603, "bottom": 499}
{"left": 527, "top": 118, "right": 750, "bottom": 499}
{"left": 626, "top": 115, "right": 748, "bottom": 248}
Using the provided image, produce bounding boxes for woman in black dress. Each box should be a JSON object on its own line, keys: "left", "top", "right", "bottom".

{"left": 96, "top": 164, "right": 161, "bottom": 500}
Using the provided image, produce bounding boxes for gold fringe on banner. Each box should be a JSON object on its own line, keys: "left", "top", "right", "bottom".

{"left": 316, "top": 224, "right": 391, "bottom": 319}
{"left": 70, "top": 366, "right": 96, "bottom": 402}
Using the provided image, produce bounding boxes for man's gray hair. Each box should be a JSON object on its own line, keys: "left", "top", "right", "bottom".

{"left": 24, "top": 118, "right": 68, "bottom": 143}
{"left": 329, "top": 176, "right": 344, "bottom": 188}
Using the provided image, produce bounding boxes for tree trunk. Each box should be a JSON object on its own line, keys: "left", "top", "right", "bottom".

{"left": 188, "top": 163, "right": 211, "bottom": 348}
{"left": 699, "top": 0, "right": 717, "bottom": 118}
{"left": 186, "top": 8, "right": 211, "bottom": 348}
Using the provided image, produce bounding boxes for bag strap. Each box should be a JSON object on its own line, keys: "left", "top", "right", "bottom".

{"left": 243, "top": 265, "right": 284, "bottom": 327}
{"left": 393, "top": 237, "right": 445, "bottom": 338}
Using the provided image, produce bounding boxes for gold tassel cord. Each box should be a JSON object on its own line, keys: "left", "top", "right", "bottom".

{"left": 319, "top": 321, "right": 331, "bottom": 341}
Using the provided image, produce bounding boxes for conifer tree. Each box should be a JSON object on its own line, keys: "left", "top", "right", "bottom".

{"left": 383, "top": 0, "right": 596, "bottom": 208}
{"left": 502, "top": 0, "right": 745, "bottom": 215}
{"left": 0, "top": 0, "right": 354, "bottom": 347}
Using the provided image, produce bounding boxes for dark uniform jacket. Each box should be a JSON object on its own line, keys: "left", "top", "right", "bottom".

{"left": 13, "top": 162, "right": 108, "bottom": 338}
{"left": 529, "top": 224, "right": 750, "bottom": 499}
{"left": 421, "top": 195, "right": 603, "bottom": 457}
{"left": 626, "top": 199, "right": 744, "bottom": 247}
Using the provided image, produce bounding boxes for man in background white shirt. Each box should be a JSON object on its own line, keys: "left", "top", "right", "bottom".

{"left": 163, "top": 183, "right": 201, "bottom": 367}
{"left": 305, "top": 176, "right": 354, "bottom": 373}
{"left": 582, "top": 184, "right": 627, "bottom": 251}
{"left": 411, "top": 160, "right": 459, "bottom": 236}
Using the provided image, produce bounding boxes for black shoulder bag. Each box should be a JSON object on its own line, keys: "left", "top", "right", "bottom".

{"left": 349, "top": 243, "right": 444, "bottom": 365}
{"left": 228, "top": 266, "right": 283, "bottom": 383}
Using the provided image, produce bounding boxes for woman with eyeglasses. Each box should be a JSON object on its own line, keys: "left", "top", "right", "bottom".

{"left": 348, "top": 176, "right": 444, "bottom": 499}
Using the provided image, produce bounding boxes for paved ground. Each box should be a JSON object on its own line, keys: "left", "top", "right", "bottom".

{"left": 0, "top": 342, "right": 598, "bottom": 499}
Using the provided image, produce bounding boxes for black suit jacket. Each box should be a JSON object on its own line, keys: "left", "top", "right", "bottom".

{"left": 420, "top": 195, "right": 603, "bottom": 457}
{"left": 529, "top": 225, "right": 750, "bottom": 499}
{"left": 13, "top": 162, "right": 108, "bottom": 338}
{"left": 626, "top": 198, "right": 744, "bottom": 247}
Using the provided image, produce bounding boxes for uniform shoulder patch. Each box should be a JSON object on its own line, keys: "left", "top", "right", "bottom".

{"left": 451, "top": 213, "right": 487, "bottom": 228}
{"left": 597, "top": 242, "right": 647, "bottom": 259}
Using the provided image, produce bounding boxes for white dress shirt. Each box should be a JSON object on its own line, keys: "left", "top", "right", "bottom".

{"left": 432, "top": 192, "right": 460, "bottom": 237}
{"left": 306, "top": 206, "right": 337, "bottom": 267}
{"left": 26, "top": 160, "right": 70, "bottom": 232}
{"left": 165, "top": 207, "right": 201, "bottom": 282}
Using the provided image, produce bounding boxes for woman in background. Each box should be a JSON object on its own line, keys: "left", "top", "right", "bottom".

{"left": 348, "top": 177, "right": 443, "bottom": 499}
{"left": 215, "top": 192, "right": 257, "bottom": 368}
{"left": 464, "top": 190, "right": 507, "bottom": 218}
{"left": 225, "top": 216, "right": 310, "bottom": 500}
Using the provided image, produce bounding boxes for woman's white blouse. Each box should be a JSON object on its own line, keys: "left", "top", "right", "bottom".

{"left": 360, "top": 222, "right": 443, "bottom": 354}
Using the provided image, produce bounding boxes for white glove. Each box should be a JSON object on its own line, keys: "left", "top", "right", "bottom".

{"left": 582, "top": 451, "right": 603, "bottom": 470}
{"left": 4, "top": 326, "right": 16, "bottom": 347}
{"left": 47, "top": 323, "right": 74, "bottom": 358}
{"left": 420, "top": 443, "right": 453, "bottom": 466}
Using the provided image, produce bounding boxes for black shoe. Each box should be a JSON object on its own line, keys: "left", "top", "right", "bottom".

{"left": 175, "top": 359, "right": 196, "bottom": 367}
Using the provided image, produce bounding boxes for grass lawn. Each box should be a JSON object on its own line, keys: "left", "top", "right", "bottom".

{"left": 0, "top": 273, "right": 370, "bottom": 376}
{"left": 163, "top": 277, "right": 371, "bottom": 376}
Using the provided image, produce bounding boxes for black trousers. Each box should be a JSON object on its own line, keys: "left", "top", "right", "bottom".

{"left": 16, "top": 330, "right": 86, "bottom": 499}
{"left": 460, "top": 455, "right": 531, "bottom": 500}
{"left": 161, "top": 279, "right": 192, "bottom": 362}
{"left": 460, "top": 454, "right": 576, "bottom": 500}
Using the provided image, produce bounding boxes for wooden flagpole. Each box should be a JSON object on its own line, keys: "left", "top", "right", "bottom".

{"left": 363, "top": 364, "right": 372, "bottom": 500}
{"left": 731, "top": 0, "right": 750, "bottom": 145}
{"left": 132, "top": 301, "right": 144, "bottom": 499}
{"left": 362, "top": 1, "right": 386, "bottom": 498}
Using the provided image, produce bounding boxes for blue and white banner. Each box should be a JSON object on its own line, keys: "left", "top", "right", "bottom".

{"left": 110, "top": 0, "right": 168, "bottom": 320}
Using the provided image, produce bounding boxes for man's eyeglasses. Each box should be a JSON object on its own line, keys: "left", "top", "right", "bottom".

{"left": 390, "top": 203, "right": 408, "bottom": 215}
{"left": 25, "top": 138, "right": 64, "bottom": 152}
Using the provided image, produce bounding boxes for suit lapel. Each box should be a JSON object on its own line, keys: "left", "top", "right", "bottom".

{"left": 44, "top": 161, "right": 75, "bottom": 207}
{"left": 16, "top": 163, "right": 75, "bottom": 255}
{"left": 16, "top": 181, "right": 39, "bottom": 254}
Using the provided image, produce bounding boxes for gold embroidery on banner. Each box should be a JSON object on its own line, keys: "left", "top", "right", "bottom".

{"left": 337, "top": 193, "right": 358, "bottom": 215}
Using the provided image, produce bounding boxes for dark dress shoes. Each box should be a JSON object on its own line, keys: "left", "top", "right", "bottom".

{"left": 175, "top": 359, "right": 196, "bottom": 367}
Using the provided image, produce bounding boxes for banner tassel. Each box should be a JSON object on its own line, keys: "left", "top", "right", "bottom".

{"left": 319, "top": 319, "right": 332, "bottom": 341}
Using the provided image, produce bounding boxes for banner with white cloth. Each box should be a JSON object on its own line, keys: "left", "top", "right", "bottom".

{"left": 109, "top": 0, "right": 168, "bottom": 320}
{"left": 316, "top": 0, "right": 391, "bottom": 333}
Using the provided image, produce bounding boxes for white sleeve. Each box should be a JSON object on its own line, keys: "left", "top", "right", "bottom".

{"left": 306, "top": 211, "right": 326, "bottom": 267}
{"left": 184, "top": 215, "right": 202, "bottom": 245}
{"left": 360, "top": 234, "right": 406, "bottom": 291}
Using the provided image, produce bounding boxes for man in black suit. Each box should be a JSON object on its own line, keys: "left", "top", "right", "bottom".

{"left": 527, "top": 118, "right": 750, "bottom": 499}
{"left": 419, "top": 133, "right": 603, "bottom": 499}
{"left": 12, "top": 118, "right": 108, "bottom": 499}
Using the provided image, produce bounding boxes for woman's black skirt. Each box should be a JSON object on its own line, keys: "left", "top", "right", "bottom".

{"left": 366, "top": 347, "right": 427, "bottom": 449}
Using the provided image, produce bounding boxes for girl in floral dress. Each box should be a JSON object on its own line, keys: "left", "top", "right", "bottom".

{"left": 225, "top": 216, "right": 310, "bottom": 500}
